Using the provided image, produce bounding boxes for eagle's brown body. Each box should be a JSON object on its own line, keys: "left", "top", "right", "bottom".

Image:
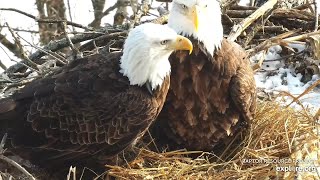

{"left": 155, "top": 38, "right": 256, "bottom": 151}
{"left": 0, "top": 52, "right": 169, "bottom": 167}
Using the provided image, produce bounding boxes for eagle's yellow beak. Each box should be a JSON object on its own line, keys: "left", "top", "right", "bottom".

{"left": 190, "top": 5, "right": 199, "bottom": 32}
{"left": 171, "top": 35, "right": 193, "bottom": 54}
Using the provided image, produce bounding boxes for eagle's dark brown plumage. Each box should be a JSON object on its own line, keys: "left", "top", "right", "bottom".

{"left": 0, "top": 52, "right": 168, "bottom": 163}
{"left": 156, "top": 38, "right": 256, "bottom": 151}
{"left": 151, "top": 0, "right": 257, "bottom": 151}
{"left": 0, "top": 23, "right": 193, "bottom": 171}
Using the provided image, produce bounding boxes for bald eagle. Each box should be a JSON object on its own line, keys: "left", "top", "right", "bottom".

{"left": 0, "top": 23, "right": 192, "bottom": 168}
{"left": 153, "top": 0, "right": 257, "bottom": 151}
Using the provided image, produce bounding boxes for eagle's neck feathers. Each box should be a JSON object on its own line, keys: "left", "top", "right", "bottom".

{"left": 119, "top": 45, "right": 171, "bottom": 91}
{"left": 168, "top": 0, "right": 223, "bottom": 56}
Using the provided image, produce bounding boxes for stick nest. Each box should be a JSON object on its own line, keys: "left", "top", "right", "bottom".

{"left": 105, "top": 100, "right": 320, "bottom": 179}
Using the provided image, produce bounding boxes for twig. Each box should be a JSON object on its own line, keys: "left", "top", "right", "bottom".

{"left": 129, "top": 0, "right": 150, "bottom": 29}
{"left": 144, "top": 14, "right": 168, "bottom": 24}
{"left": 0, "top": 155, "right": 36, "bottom": 180}
{"left": 4, "top": 31, "right": 106, "bottom": 74}
{"left": 66, "top": 0, "right": 76, "bottom": 33}
{"left": 263, "top": 49, "right": 305, "bottom": 62}
{"left": 18, "top": 35, "right": 67, "bottom": 65}
{"left": 0, "top": 31, "right": 22, "bottom": 59}
{"left": 79, "top": 31, "right": 127, "bottom": 52}
{"left": 0, "top": 134, "right": 36, "bottom": 180}
{"left": 5, "top": 23, "right": 39, "bottom": 71}
{"left": 28, "top": 32, "right": 105, "bottom": 61}
{"left": 157, "top": 6, "right": 169, "bottom": 16}
{"left": 0, "top": 60, "right": 7, "bottom": 71}
{"left": 283, "top": 30, "right": 320, "bottom": 41}
{"left": 227, "top": 0, "right": 278, "bottom": 42}
{"left": 287, "top": 79, "right": 320, "bottom": 107}
{"left": 4, "top": 78, "right": 36, "bottom": 90}
{"left": 0, "top": 26, "right": 38, "bottom": 33}
{"left": 66, "top": 166, "right": 76, "bottom": 180}
{"left": 0, "top": 8, "right": 93, "bottom": 31}
{"left": 247, "top": 30, "right": 301, "bottom": 56}
{"left": 103, "top": 2, "right": 120, "bottom": 17}
{"left": 89, "top": 0, "right": 113, "bottom": 27}
{"left": 252, "top": 50, "right": 266, "bottom": 72}
{"left": 0, "top": 133, "right": 7, "bottom": 153}
{"left": 315, "top": 0, "right": 319, "bottom": 31}
{"left": 61, "top": 22, "right": 81, "bottom": 59}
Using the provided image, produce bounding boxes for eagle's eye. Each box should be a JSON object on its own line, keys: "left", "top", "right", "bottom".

{"left": 180, "top": 4, "right": 188, "bottom": 9}
{"left": 160, "top": 40, "right": 169, "bottom": 45}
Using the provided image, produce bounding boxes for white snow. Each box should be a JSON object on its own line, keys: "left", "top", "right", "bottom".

{"left": 252, "top": 44, "right": 320, "bottom": 113}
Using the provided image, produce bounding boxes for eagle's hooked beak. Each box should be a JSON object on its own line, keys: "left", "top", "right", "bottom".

{"left": 171, "top": 35, "right": 193, "bottom": 54}
{"left": 190, "top": 5, "right": 199, "bottom": 32}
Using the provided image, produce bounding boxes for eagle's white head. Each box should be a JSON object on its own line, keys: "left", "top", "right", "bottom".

{"left": 168, "top": 0, "right": 223, "bottom": 56}
{"left": 120, "top": 23, "right": 193, "bottom": 91}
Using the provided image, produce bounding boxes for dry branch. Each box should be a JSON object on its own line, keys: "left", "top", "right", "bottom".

{"left": 79, "top": 31, "right": 127, "bottom": 52}
{"left": 227, "top": 0, "right": 278, "bottom": 42}
{"left": 0, "top": 8, "right": 93, "bottom": 31}
{"left": 89, "top": 0, "right": 107, "bottom": 28}
{"left": 5, "top": 31, "right": 108, "bottom": 74}
{"left": 0, "top": 134, "right": 36, "bottom": 180}
{"left": 5, "top": 23, "right": 39, "bottom": 71}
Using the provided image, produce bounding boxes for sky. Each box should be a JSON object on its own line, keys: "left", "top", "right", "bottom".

{"left": 0, "top": 0, "right": 122, "bottom": 69}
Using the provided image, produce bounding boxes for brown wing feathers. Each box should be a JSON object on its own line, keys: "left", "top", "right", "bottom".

{"left": 0, "top": 52, "right": 169, "bottom": 170}
{"left": 153, "top": 38, "right": 256, "bottom": 151}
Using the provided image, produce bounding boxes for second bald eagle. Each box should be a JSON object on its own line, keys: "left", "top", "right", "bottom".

{"left": 153, "top": 0, "right": 257, "bottom": 151}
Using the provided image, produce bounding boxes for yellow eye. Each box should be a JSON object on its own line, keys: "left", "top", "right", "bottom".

{"left": 181, "top": 4, "right": 188, "bottom": 9}
{"left": 160, "top": 40, "right": 168, "bottom": 45}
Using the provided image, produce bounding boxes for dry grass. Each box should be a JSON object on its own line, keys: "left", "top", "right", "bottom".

{"left": 105, "top": 100, "right": 320, "bottom": 179}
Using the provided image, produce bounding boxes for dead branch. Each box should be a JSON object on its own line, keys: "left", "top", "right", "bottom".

{"left": 0, "top": 33, "right": 21, "bottom": 59}
{"left": 227, "top": 0, "right": 278, "bottom": 42}
{"left": 157, "top": 6, "right": 169, "bottom": 16}
{"left": 247, "top": 30, "right": 301, "bottom": 56}
{"left": 145, "top": 14, "right": 169, "bottom": 24}
{"left": 89, "top": 1, "right": 119, "bottom": 27}
{"left": 5, "top": 23, "right": 39, "bottom": 71}
{"left": 0, "top": 8, "right": 93, "bottom": 31}
{"left": 79, "top": 31, "right": 127, "bottom": 52}
{"left": 0, "top": 26, "right": 39, "bottom": 33}
{"left": 221, "top": 0, "right": 240, "bottom": 13}
{"left": 314, "top": 0, "right": 319, "bottom": 31}
{"left": 273, "top": 8, "right": 315, "bottom": 21}
{"left": 0, "top": 134, "right": 36, "bottom": 180}
{"left": 0, "top": 155, "right": 36, "bottom": 180}
{"left": 89, "top": 0, "right": 106, "bottom": 28}
{"left": 4, "top": 31, "right": 108, "bottom": 74}
{"left": 61, "top": 22, "right": 81, "bottom": 59}
{"left": 0, "top": 60, "right": 7, "bottom": 71}
{"left": 226, "top": 9, "right": 255, "bottom": 18}
{"left": 284, "top": 29, "right": 320, "bottom": 41}
{"left": 132, "top": 0, "right": 150, "bottom": 27}
{"left": 114, "top": 0, "right": 132, "bottom": 26}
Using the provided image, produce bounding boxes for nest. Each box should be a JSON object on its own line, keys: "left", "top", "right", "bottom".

{"left": 1, "top": 0, "right": 320, "bottom": 179}
{"left": 105, "top": 100, "right": 319, "bottom": 179}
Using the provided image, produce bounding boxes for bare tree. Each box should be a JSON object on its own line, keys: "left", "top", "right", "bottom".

{"left": 36, "top": 0, "right": 67, "bottom": 44}
{"left": 114, "top": 0, "right": 131, "bottom": 26}
{"left": 89, "top": 0, "right": 106, "bottom": 28}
